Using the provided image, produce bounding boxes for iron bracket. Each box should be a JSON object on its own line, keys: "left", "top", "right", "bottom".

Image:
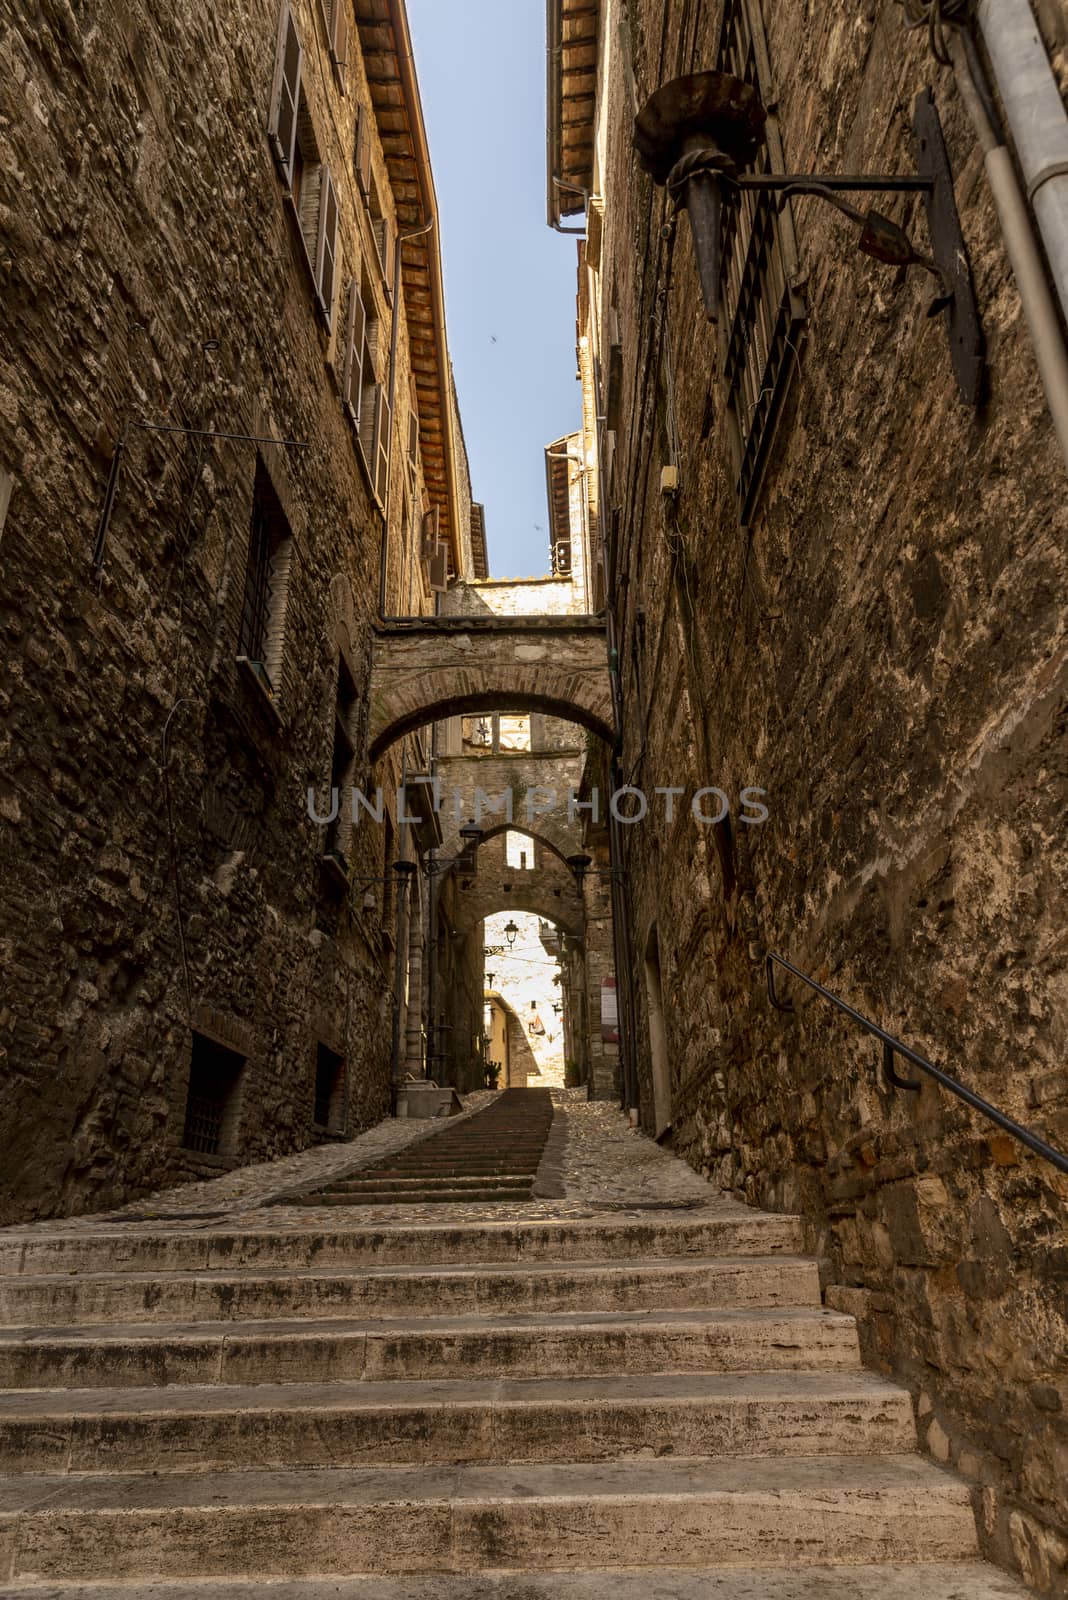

{"left": 766, "top": 955, "right": 795, "bottom": 1014}
{"left": 882, "top": 1038, "right": 922, "bottom": 1093}
{"left": 727, "top": 91, "right": 984, "bottom": 404}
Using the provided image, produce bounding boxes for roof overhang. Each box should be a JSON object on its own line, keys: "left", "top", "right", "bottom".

{"left": 356, "top": 0, "right": 462, "bottom": 573}
{"left": 546, "top": 0, "right": 601, "bottom": 226}
{"left": 544, "top": 433, "right": 578, "bottom": 551}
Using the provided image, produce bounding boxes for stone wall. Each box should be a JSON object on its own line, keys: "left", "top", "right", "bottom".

{"left": 443, "top": 578, "right": 586, "bottom": 617}
{"left": 0, "top": 0, "right": 446, "bottom": 1221}
{"left": 587, "top": 0, "right": 1068, "bottom": 1587}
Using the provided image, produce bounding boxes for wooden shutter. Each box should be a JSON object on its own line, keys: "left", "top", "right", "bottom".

{"left": 358, "top": 382, "right": 378, "bottom": 478}
{"left": 421, "top": 506, "right": 439, "bottom": 562}
{"left": 373, "top": 386, "right": 392, "bottom": 503}
{"left": 354, "top": 105, "right": 372, "bottom": 198}
{"left": 427, "top": 541, "right": 448, "bottom": 593}
{"left": 374, "top": 215, "right": 396, "bottom": 293}
{"left": 342, "top": 279, "right": 366, "bottom": 423}
{"left": 316, "top": 167, "right": 339, "bottom": 326}
{"left": 331, "top": 1, "right": 348, "bottom": 90}
{"left": 269, "top": 5, "right": 302, "bottom": 186}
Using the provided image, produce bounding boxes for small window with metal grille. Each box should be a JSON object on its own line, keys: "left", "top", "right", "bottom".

{"left": 715, "top": 0, "right": 807, "bottom": 524}
{"left": 182, "top": 1033, "right": 246, "bottom": 1158}
{"left": 237, "top": 456, "right": 292, "bottom": 703}
{"left": 313, "top": 1043, "right": 346, "bottom": 1134}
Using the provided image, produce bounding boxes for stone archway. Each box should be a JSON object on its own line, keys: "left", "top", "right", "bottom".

{"left": 369, "top": 616, "right": 613, "bottom": 760}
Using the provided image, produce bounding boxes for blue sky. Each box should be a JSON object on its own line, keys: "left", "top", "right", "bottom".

{"left": 407, "top": 0, "right": 582, "bottom": 579}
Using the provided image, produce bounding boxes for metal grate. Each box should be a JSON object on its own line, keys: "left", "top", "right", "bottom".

{"left": 182, "top": 1034, "right": 244, "bottom": 1157}
{"left": 183, "top": 1093, "right": 226, "bottom": 1156}
{"left": 238, "top": 459, "right": 286, "bottom": 663}
{"left": 716, "top": 0, "right": 807, "bottom": 523}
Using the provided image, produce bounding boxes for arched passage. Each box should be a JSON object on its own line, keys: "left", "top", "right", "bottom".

{"left": 369, "top": 617, "right": 614, "bottom": 760}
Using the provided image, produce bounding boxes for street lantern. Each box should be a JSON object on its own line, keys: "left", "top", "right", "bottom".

{"left": 504, "top": 920, "right": 519, "bottom": 949}
{"left": 566, "top": 853, "right": 593, "bottom": 886}
{"left": 633, "top": 71, "right": 983, "bottom": 402}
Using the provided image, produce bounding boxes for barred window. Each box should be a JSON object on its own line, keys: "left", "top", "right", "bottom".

{"left": 182, "top": 1033, "right": 245, "bottom": 1158}
{"left": 238, "top": 457, "right": 292, "bottom": 696}
{"left": 715, "top": 0, "right": 807, "bottom": 523}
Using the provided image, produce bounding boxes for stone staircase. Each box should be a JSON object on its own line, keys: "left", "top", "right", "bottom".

{"left": 0, "top": 1203, "right": 1029, "bottom": 1596}
{"left": 288, "top": 1087, "right": 556, "bottom": 1207}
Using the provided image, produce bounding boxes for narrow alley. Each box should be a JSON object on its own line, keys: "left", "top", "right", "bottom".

{"left": 1, "top": 0, "right": 1066, "bottom": 1592}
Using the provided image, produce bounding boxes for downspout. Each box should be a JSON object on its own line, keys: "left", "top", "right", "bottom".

{"left": 943, "top": 24, "right": 1068, "bottom": 464}
{"left": 379, "top": 215, "right": 436, "bottom": 617}
{"left": 977, "top": 0, "right": 1068, "bottom": 326}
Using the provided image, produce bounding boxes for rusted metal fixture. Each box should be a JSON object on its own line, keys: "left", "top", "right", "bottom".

{"left": 634, "top": 72, "right": 984, "bottom": 402}
{"left": 634, "top": 72, "right": 766, "bottom": 322}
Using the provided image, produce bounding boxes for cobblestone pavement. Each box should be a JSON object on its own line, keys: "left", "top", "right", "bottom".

{"left": 0, "top": 1089, "right": 730, "bottom": 1237}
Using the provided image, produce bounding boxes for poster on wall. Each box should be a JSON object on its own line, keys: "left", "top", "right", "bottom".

{"left": 600, "top": 976, "right": 619, "bottom": 1045}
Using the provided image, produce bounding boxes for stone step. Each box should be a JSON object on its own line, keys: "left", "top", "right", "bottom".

{"left": 328, "top": 1174, "right": 539, "bottom": 1188}
{"left": 0, "top": 1567, "right": 1031, "bottom": 1600}
{"left": 0, "top": 1371, "right": 915, "bottom": 1473}
{"left": 0, "top": 1455, "right": 978, "bottom": 1582}
{"left": 0, "top": 1208, "right": 804, "bottom": 1279}
{"left": 299, "top": 1188, "right": 536, "bottom": 1206}
{"left": 0, "top": 1254, "right": 822, "bottom": 1328}
{"left": 0, "top": 1304, "right": 860, "bottom": 1389}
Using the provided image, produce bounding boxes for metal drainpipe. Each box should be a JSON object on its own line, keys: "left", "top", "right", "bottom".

{"left": 977, "top": 0, "right": 1068, "bottom": 327}
{"left": 945, "top": 28, "right": 1068, "bottom": 465}
{"left": 378, "top": 217, "right": 437, "bottom": 618}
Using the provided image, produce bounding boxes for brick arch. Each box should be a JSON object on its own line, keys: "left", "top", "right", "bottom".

{"left": 369, "top": 617, "right": 613, "bottom": 761}
{"left": 435, "top": 752, "right": 586, "bottom": 863}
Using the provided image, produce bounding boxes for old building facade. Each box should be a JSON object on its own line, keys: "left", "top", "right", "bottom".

{"left": 0, "top": 0, "right": 478, "bottom": 1220}
{"left": 548, "top": 0, "right": 1068, "bottom": 1587}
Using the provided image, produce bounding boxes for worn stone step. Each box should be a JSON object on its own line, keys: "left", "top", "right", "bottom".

{"left": 327, "top": 1174, "right": 538, "bottom": 1188}
{"left": 301, "top": 1188, "right": 536, "bottom": 1206}
{"left": 0, "top": 1208, "right": 805, "bottom": 1279}
{"left": 0, "top": 1305, "right": 860, "bottom": 1389}
{"left": 0, "top": 1455, "right": 978, "bottom": 1581}
{"left": 0, "top": 1254, "right": 821, "bottom": 1328}
{"left": 0, "top": 1371, "right": 915, "bottom": 1472}
{"left": 0, "top": 1567, "right": 1031, "bottom": 1600}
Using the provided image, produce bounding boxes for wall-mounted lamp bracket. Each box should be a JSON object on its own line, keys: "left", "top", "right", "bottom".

{"left": 635, "top": 74, "right": 984, "bottom": 405}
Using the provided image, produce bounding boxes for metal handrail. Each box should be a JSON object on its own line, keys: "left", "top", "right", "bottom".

{"left": 766, "top": 952, "right": 1068, "bottom": 1177}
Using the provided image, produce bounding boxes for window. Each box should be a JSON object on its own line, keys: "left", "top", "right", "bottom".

{"left": 498, "top": 715, "right": 531, "bottom": 753}
{"left": 342, "top": 260, "right": 390, "bottom": 504}
{"left": 182, "top": 1033, "right": 245, "bottom": 1157}
{"left": 238, "top": 457, "right": 292, "bottom": 698}
{"left": 715, "top": 0, "right": 807, "bottom": 523}
{"left": 366, "top": 172, "right": 396, "bottom": 300}
{"left": 268, "top": 5, "right": 302, "bottom": 186}
{"left": 319, "top": 0, "right": 348, "bottom": 91}
{"left": 313, "top": 1043, "right": 346, "bottom": 1133}
{"left": 354, "top": 102, "right": 373, "bottom": 198}
{"left": 269, "top": 4, "right": 340, "bottom": 329}
{"left": 506, "top": 831, "right": 535, "bottom": 871}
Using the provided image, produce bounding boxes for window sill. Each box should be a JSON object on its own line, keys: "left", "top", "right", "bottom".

{"left": 236, "top": 656, "right": 281, "bottom": 726}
